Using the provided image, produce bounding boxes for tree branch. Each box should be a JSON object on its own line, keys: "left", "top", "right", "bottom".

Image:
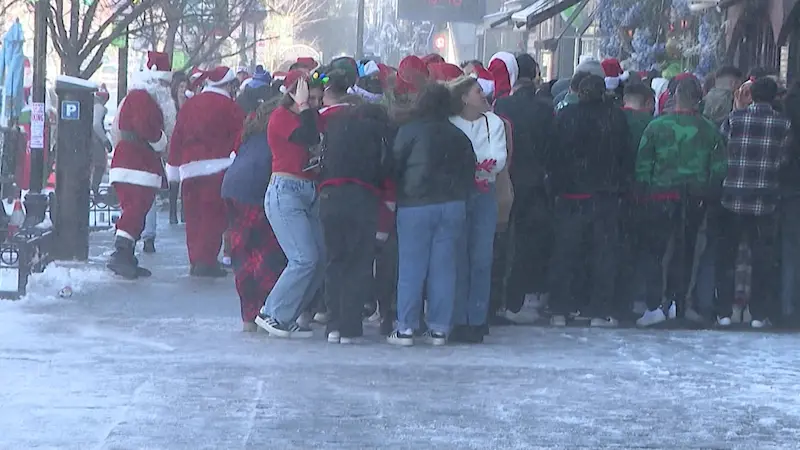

{"left": 77, "top": 0, "right": 103, "bottom": 51}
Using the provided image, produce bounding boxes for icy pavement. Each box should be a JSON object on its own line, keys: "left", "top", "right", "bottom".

{"left": 2, "top": 215, "right": 800, "bottom": 449}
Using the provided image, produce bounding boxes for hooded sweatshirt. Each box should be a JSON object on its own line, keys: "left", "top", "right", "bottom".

{"left": 488, "top": 52, "right": 519, "bottom": 99}
{"left": 702, "top": 87, "right": 734, "bottom": 126}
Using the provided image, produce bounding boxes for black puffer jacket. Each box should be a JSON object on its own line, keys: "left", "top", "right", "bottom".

{"left": 549, "top": 100, "right": 633, "bottom": 196}
{"left": 392, "top": 118, "right": 476, "bottom": 207}
{"left": 493, "top": 84, "right": 554, "bottom": 190}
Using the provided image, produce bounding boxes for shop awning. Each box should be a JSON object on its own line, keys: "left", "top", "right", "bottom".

{"left": 511, "top": 0, "right": 584, "bottom": 29}
{"left": 483, "top": 6, "right": 527, "bottom": 29}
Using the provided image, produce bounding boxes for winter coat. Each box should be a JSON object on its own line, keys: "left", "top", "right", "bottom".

{"left": 549, "top": 101, "right": 632, "bottom": 196}
{"left": 449, "top": 112, "right": 507, "bottom": 183}
{"left": 635, "top": 112, "right": 726, "bottom": 197}
{"left": 781, "top": 87, "right": 800, "bottom": 195}
{"left": 623, "top": 108, "right": 653, "bottom": 162}
{"left": 493, "top": 84, "right": 553, "bottom": 190}
{"left": 319, "top": 104, "right": 392, "bottom": 192}
{"left": 392, "top": 117, "right": 476, "bottom": 207}
{"left": 221, "top": 131, "right": 271, "bottom": 206}
{"left": 555, "top": 92, "right": 578, "bottom": 112}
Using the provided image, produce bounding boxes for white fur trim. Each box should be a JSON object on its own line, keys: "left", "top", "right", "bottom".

{"left": 109, "top": 168, "right": 163, "bottom": 188}
{"left": 115, "top": 229, "right": 135, "bottom": 241}
{"left": 178, "top": 158, "right": 233, "bottom": 181}
{"left": 489, "top": 51, "right": 519, "bottom": 88}
{"left": 619, "top": 71, "right": 630, "bottom": 82}
{"left": 605, "top": 77, "right": 620, "bottom": 90}
{"left": 279, "top": 85, "right": 288, "bottom": 94}
{"left": 150, "top": 130, "right": 168, "bottom": 153}
{"left": 152, "top": 70, "right": 173, "bottom": 82}
{"left": 477, "top": 78, "right": 495, "bottom": 96}
{"left": 165, "top": 164, "right": 180, "bottom": 183}
{"left": 207, "top": 68, "right": 236, "bottom": 87}
{"left": 579, "top": 55, "right": 598, "bottom": 64}
{"left": 185, "top": 90, "right": 195, "bottom": 98}
{"left": 202, "top": 86, "right": 232, "bottom": 98}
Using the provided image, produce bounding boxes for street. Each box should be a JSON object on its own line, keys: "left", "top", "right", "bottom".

{"left": 1, "top": 215, "right": 800, "bottom": 449}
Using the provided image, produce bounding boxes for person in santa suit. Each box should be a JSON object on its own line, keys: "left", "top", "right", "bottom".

{"left": 107, "top": 51, "right": 176, "bottom": 279}
{"left": 167, "top": 66, "right": 245, "bottom": 277}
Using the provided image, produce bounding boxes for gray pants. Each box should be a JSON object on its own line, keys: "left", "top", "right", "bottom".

{"left": 141, "top": 200, "right": 157, "bottom": 241}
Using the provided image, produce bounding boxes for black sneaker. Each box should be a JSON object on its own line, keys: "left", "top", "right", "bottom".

{"left": 143, "top": 239, "right": 156, "bottom": 253}
{"left": 449, "top": 325, "right": 483, "bottom": 344}
{"left": 387, "top": 330, "right": 414, "bottom": 346}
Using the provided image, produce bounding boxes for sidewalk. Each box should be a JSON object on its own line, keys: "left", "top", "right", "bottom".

{"left": 2, "top": 213, "right": 800, "bottom": 449}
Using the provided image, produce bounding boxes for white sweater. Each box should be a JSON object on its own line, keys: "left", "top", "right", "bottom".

{"left": 449, "top": 112, "right": 507, "bottom": 182}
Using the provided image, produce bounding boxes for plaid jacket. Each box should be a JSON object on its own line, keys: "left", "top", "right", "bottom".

{"left": 719, "top": 103, "right": 791, "bottom": 215}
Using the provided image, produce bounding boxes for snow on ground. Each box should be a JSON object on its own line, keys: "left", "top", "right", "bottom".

{"left": 3, "top": 213, "right": 800, "bottom": 449}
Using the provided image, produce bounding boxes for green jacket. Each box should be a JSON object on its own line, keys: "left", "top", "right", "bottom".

{"left": 624, "top": 108, "right": 653, "bottom": 159}
{"left": 635, "top": 112, "right": 726, "bottom": 193}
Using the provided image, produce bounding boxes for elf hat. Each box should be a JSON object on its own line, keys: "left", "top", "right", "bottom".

{"left": 146, "top": 51, "right": 172, "bottom": 82}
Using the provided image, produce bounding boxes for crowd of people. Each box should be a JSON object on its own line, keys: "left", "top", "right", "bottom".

{"left": 102, "top": 48, "right": 800, "bottom": 346}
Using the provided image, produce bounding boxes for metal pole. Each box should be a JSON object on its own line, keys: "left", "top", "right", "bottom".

{"left": 252, "top": 22, "right": 257, "bottom": 69}
{"left": 25, "top": 0, "right": 49, "bottom": 226}
{"left": 355, "top": 0, "right": 365, "bottom": 59}
{"left": 118, "top": 29, "right": 129, "bottom": 104}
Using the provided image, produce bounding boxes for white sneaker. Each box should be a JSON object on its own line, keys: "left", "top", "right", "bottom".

{"left": 339, "top": 337, "right": 359, "bottom": 344}
{"left": 667, "top": 301, "right": 677, "bottom": 319}
{"left": 504, "top": 308, "right": 539, "bottom": 324}
{"left": 327, "top": 330, "right": 340, "bottom": 343}
{"left": 636, "top": 308, "right": 667, "bottom": 327}
{"left": 751, "top": 319, "right": 771, "bottom": 329}
{"left": 313, "top": 312, "right": 329, "bottom": 324}
{"left": 387, "top": 329, "right": 414, "bottom": 346}
{"left": 731, "top": 305, "right": 743, "bottom": 323}
{"left": 590, "top": 317, "right": 619, "bottom": 328}
{"left": 422, "top": 330, "right": 447, "bottom": 346}
{"left": 550, "top": 315, "right": 567, "bottom": 327}
{"left": 717, "top": 316, "right": 732, "bottom": 327}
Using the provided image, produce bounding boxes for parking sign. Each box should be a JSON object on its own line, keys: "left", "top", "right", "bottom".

{"left": 61, "top": 101, "right": 81, "bottom": 120}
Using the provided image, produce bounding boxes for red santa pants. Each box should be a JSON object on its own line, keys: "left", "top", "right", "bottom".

{"left": 114, "top": 183, "right": 157, "bottom": 241}
{"left": 182, "top": 172, "right": 227, "bottom": 266}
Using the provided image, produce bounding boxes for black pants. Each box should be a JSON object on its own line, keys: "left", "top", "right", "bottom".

{"left": 635, "top": 199, "right": 706, "bottom": 312}
{"left": 168, "top": 182, "right": 183, "bottom": 223}
{"left": 505, "top": 186, "right": 552, "bottom": 312}
{"left": 319, "top": 184, "right": 378, "bottom": 337}
{"left": 490, "top": 230, "right": 511, "bottom": 315}
{"left": 375, "top": 229, "right": 398, "bottom": 322}
{"left": 548, "top": 196, "right": 620, "bottom": 318}
{"left": 714, "top": 208, "right": 779, "bottom": 321}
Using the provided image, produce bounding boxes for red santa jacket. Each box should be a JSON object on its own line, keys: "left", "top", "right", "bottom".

{"left": 166, "top": 87, "right": 245, "bottom": 182}
{"left": 109, "top": 89, "right": 167, "bottom": 189}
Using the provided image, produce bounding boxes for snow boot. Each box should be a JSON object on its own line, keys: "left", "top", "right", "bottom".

{"left": 131, "top": 254, "right": 152, "bottom": 277}
{"left": 107, "top": 237, "right": 139, "bottom": 280}
{"left": 143, "top": 238, "right": 156, "bottom": 254}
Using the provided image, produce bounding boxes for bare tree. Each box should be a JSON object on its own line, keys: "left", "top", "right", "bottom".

{"left": 46, "top": 0, "right": 162, "bottom": 78}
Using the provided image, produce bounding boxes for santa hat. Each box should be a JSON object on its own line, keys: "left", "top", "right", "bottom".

{"left": 488, "top": 51, "right": 518, "bottom": 98}
{"left": 146, "top": 51, "right": 172, "bottom": 82}
{"left": 202, "top": 66, "right": 236, "bottom": 88}
{"left": 95, "top": 83, "right": 110, "bottom": 103}
{"left": 117, "top": 89, "right": 167, "bottom": 151}
{"left": 376, "top": 63, "right": 394, "bottom": 91}
{"left": 428, "top": 62, "right": 463, "bottom": 82}
{"left": 421, "top": 53, "right": 445, "bottom": 66}
{"left": 279, "top": 70, "right": 307, "bottom": 94}
{"left": 472, "top": 67, "right": 495, "bottom": 96}
{"left": 295, "top": 57, "right": 318, "bottom": 70}
{"left": 398, "top": 55, "right": 429, "bottom": 93}
{"left": 601, "top": 58, "right": 623, "bottom": 78}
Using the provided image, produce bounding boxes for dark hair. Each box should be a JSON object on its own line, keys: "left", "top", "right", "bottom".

{"left": 751, "top": 77, "right": 779, "bottom": 103}
{"left": 624, "top": 82, "right": 654, "bottom": 104}
{"left": 413, "top": 83, "right": 453, "bottom": 120}
{"left": 674, "top": 78, "right": 703, "bottom": 110}
{"left": 170, "top": 72, "right": 189, "bottom": 106}
{"left": 703, "top": 74, "right": 715, "bottom": 95}
{"left": 716, "top": 65, "right": 743, "bottom": 80}
{"left": 577, "top": 74, "right": 606, "bottom": 103}
{"left": 339, "top": 94, "right": 365, "bottom": 106}
{"left": 748, "top": 67, "right": 778, "bottom": 80}
{"left": 448, "top": 76, "right": 480, "bottom": 115}
{"left": 516, "top": 53, "right": 539, "bottom": 81}
{"left": 325, "top": 69, "right": 351, "bottom": 97}
{"left": 570, "top": 71, "right": 590, "bottom": 92}
{"left": 242, "top": 97, "right": 280, "bottom": 141}
{"left": 460, "top": 60, "right": 482, "bottom": 69}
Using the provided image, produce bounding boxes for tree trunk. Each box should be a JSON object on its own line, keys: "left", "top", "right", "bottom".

{"left": 163, "top": 20, "right": 180, "bottom": 58}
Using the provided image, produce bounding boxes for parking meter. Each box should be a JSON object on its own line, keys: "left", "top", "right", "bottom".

{"left": 53, "top": 75, "right": 97, "bottom": 260}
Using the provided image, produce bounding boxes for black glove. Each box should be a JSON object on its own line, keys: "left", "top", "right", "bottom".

{"left": 105, "top": 142, "right": 113, "bottom": 153}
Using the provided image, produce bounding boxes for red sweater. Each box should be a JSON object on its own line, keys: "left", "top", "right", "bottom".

{"left": 267, "top": 106, "right": 320, "bottom": 179}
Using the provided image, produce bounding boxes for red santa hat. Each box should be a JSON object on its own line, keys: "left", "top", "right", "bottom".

{"left": 146, "top": 51, "right": 172, "bottom": 82}
{"left": 95, "top": 83, "right": 110, "bottom": 103}
{"left": 117, "top": 89, "right": 167, "bottom": 151}
{"left": 428, "top": 62, "right": 463, "bottom": 82}
{"left": 201, "top": 66, "right": 236, "bottom": 88}
{"left": 376, "top": 63, "right": 394, "bottom": 90}
{"left": 472, "top": 67, "right": 495, "bottom": 96}
{"left": 279, "top": 70, "right": 307, "bottom": 94}
{"left": 601, "top": 58, "right": 623, "bottom": 77}
{"left": 421, "top": 53, "right": 445, "bottom": 66}
{"left": 487, "top": 51, "right": 518, "bottom": 98}
{"left": 398, "top": 56, "right": 429, "bottom": 94}
{"left": 295, "top": 57, "right": 318, "bottom": 70}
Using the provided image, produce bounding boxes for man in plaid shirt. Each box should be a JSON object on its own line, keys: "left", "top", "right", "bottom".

{"left": 715, "top": 77, "right": 791, "bottom": 328}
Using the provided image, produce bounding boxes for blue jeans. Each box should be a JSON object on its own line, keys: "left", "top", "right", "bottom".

{"left": 781, "top": 195, "right": 800, "bottom": 317}
{"left": 454, "top": 184, "right": 498, "bottom": 326}
{"left": 396, "top": 201, "right": 466, "bottom": 334}
{"left": 141, "top": 199, "right": 157, "bottom": 240}
{"left": 262, "top": 175, "right": 325, "bottom": 324}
